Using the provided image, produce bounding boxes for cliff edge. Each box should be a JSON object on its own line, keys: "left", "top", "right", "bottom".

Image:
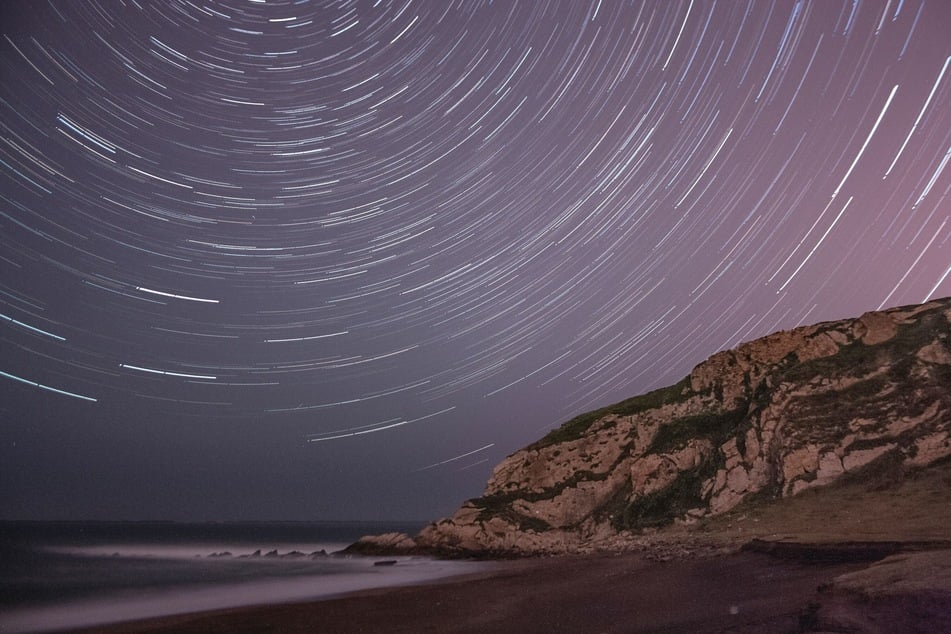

{"left": 397, "top": 298, "right": 951, "bottom": 556}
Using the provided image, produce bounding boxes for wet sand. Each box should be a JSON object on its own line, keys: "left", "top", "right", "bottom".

{"left": 79, "top": 551, "right": 866, "bottom": 633}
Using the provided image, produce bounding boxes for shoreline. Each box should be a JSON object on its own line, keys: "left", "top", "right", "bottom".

{"left": 74, "top": 539, "right": 951, "bottom": 634}
{"left": 0, "top": 556, "right": 492, "bottom": 633}
{"left": 75, "top": 561, "right": 518, "bottom": 634}
{"left": 73, "top": 548, "right": 865, "bottom": 634}
{"left": 1, "top": 554, "right": 491, "bottom": 634}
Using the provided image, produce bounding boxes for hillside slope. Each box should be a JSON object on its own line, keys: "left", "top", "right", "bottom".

{"left": 413, "top": 298, "right": 951, "bottom": 556}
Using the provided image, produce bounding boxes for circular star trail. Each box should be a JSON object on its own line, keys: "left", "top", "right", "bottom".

{"left": 2, "top": 1, "right": 949, "bottom": 521}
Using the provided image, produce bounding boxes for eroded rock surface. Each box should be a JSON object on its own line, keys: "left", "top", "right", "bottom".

{"left": 344, "top": 532, "right": 419, "bottom": 555}
{"left": 413, "top": 298, "right": 951, "bottom": 556}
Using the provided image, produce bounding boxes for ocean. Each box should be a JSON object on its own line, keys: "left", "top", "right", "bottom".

{"left": 0, "top": 520, "right": 483, "bottom": 633}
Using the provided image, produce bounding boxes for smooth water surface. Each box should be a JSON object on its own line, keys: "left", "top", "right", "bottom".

{"left": 0, "top": 521, "right": 482, "bottom": 633}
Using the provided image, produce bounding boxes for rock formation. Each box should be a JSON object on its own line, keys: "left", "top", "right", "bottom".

{"left": 413, "top": 297, "right": 951, "bottom": 556}
{"left": 344, "top": 531, "right": 420, "bottom": 556}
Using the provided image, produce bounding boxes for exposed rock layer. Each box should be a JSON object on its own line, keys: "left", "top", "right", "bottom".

{"left": 414, "top": 298, "right": 951, "bottom": 556}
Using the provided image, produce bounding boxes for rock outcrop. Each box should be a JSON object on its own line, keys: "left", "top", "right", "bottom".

{"left": 414, "top": 298, "right": 951, "bottom": 556}
{"left": 800, "top": 549, "right": 951, "bottom": 632}
{"left": 343, "top": 532, "right": 420, "bottom": 556}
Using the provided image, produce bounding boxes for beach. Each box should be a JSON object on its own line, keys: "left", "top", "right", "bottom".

{"left": 14, "top": 463, "right": 951, "bottom": 633}
{"left": 78, "top": 550, "right": 868, "bottom": 633}
{"left": 0, "top": 521, "right": 476, "bottom": 634}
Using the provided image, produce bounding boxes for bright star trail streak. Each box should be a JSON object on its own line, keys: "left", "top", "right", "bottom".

{"left": 1, "top": 1, "right": 949, "bottom": 522}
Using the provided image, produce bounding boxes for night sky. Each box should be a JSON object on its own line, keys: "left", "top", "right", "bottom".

{"left": 2, "top": 1, "right": 949, "bottom": 522}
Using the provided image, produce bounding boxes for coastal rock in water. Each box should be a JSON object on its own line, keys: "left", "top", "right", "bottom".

{"left": 414, "top": 298, "right": 951, "bottom": 556}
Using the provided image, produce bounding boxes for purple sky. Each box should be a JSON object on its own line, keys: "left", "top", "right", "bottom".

{"left": 2, "top": 1, "right": 949, "bottom": 522}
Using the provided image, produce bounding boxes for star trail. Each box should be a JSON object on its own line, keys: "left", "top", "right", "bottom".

{"left": 2, "top": 1, "right": 949, "bottom": 521}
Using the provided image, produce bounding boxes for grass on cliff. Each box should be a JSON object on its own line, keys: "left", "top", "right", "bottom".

{"left": 470, "top": 493, "right": 554, "bottom": 533}
{"left": 645, "top": 407, "right": 749, "bottom": 455}
{"left": 530, "top": 376, "right": 692, "bottom": 450}
{"left": 616, "top": 458, "right": 721, "bottom": 530}
{"left": 496, "top": 299, "right": 951, "bottom": 535}
{"left": 603, "top": 407, "right": 750, "bottom": 530}
{"left": 690, "top": 455, "right": 951, "bottom": 546}
{"left": 471, "top": 468, "right": 615, "bottom": 524}
{"left": 774, "top": 305, "right": 949, "bottom": 443}
{"left": 781, "top": 303, "right": 949, "bottom": 385}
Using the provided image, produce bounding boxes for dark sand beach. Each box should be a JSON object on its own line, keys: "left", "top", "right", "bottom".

{"left": 79, "top": 551, "right": 866, "bottom": 634}
{"left": 76, "top": 459, "right": 951, "bottom": 633}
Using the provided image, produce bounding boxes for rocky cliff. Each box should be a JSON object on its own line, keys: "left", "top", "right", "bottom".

{"left": 411, "top": 298, "right": 951, "bottom": 556}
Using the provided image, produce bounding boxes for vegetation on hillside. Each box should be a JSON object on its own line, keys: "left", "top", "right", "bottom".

{"left": 530, "top": 376, "right": 692, "bottom": 450}
{"left": 473, "top": 299, "right": 950, "bottom": 534}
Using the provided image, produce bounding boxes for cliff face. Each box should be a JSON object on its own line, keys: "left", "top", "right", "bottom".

{"left": 416, "top": 298, "right": 951, "bottom": 555}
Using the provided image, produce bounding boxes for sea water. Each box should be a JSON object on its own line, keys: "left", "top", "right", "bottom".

{"left": 0, "top": 521, "right": 482, "bottom": 633}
